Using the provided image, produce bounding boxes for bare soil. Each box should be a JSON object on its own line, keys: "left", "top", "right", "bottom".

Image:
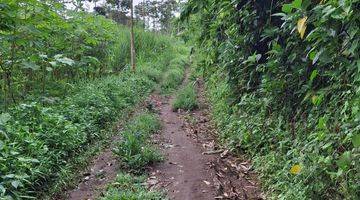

{"left": 66, "top": 147, "right": 119, "bottom": 200}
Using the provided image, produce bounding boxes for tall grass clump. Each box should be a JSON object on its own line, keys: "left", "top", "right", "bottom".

{"left": 160, "top": 54, "right": 189, "bottom": 93}
{"left": 172, "top": 84, "right": 198, "bottom": 111}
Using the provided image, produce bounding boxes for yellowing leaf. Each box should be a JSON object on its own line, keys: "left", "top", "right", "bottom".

{"left": 311, "top": 95, "right": 318, "bottom": 105}
{"left": 290, "top": 164, "right": 302, "bottom": 174}
{"left": 297, "top": 16, "right": 307, "bottom": 39}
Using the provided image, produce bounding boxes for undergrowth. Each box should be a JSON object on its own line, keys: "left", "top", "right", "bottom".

{"left": 172, "top": 84, "right": 198, "bottom": 111}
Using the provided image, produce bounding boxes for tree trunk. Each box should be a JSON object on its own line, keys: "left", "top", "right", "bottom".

{"left": 130, "top": 0, "right": 136, "bottom": 72}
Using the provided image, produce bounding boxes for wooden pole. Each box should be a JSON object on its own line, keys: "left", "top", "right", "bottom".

{"left": 130, "top": 0, "right": 136, "bottom": 72}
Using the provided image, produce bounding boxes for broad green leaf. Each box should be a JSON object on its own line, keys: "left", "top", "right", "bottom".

{"left": 352, "top": 134, "right": 360, "bottom": 147}
{"left": 292, "top": 0, "right": 303, "bottom": 9}
{"left": 11, "top": 180, "right": 20, "bottom": 189}
{"left": 49, "top": 61, "right": 58, "bottom": 67}
{"left": 317, "top": 116, "right": 327, "bottom": 129}
{"left": 309, "top": 51, "right": 317, "bottom": 61}
{"left": 39, "top": 54, "right": 48, "bottom": 59}
{"left": 337, "top": 151, "right": 351, "bottom": 170}
{"left": 54, "top": 54, "right": 63, "bottom": 59}
{"left": 56, "top": 57, "right": 75, "bottom": 66}
{"left": 0, "top": 113, "right": 11, "bottom": 125}
{"left": 311, "top": 95, "right": 318, "bottom": 105}
{"left": 282, "top": 4, "right": 293, "bottom": 13}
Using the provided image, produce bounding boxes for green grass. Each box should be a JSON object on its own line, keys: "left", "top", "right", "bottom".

{"left": 100, "top": 173, "right": 165, "bottom": 200}
{"left": 113, "top": 113, "right": 162, "bottom": 171}
{"left": 172, "top": 84, "right": 198, "bottom": 111}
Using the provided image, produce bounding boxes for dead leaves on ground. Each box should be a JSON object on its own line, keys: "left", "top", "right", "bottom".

{"left": 181, "top": 105, "right": 264, "bottom": 199}
{"left": 212, "top": 154, "right": 264, "bottom": 200}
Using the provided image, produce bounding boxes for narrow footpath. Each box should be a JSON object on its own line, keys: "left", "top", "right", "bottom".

{"left": 62, "top": 69, "right": 263, "bottom": 200}
{"left": 148, "top": 72, "right": 264, "bottom": 200}
{"left": 149, "top": 91, "right": 217, "bottom": 199}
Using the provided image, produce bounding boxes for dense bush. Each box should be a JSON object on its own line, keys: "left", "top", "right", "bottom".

{"left": 182, "top": 0, "right": 359, "bottom": 199}
{"left": 0, "top": 0, "right": 181, "bottom": 109}
{"left": 0, "top": 1, "right": 124, "bottom": 106}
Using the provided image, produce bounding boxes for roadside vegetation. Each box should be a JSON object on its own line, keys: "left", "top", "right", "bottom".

{"left": 181, "top": 0, "right": 359, "bottom": 199}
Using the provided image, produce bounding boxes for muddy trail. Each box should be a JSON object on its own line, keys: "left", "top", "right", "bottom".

{"left": 148, "top": 73, "right": 264, "bottom": 200}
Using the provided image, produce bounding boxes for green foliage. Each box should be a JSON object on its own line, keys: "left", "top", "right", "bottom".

{"left": 0, "top": 0, "right": 178, "bottom": 109}
{"left": 182, "top": 0, "right": 360, "bottom": 199}
{"left": 172, "top": 84, "right": 198, "bottom": 111}
{"left": 100, "top": 173, "right": 165, "bottom": 200}
{"left": 113, "top": 113, "right": 162, "bottom": 170}
{"left": 0, "top": 73, "right": 154, "bottom": 199}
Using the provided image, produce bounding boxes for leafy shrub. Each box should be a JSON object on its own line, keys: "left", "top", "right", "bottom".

{"left": 113, "top": 113, "right": 162, "bottom": 170}
{"left": 172, "top": 84, "right": 198, "bottom": 111}
{"left": 101, "top": 173, "right": 164, "bottom": 200}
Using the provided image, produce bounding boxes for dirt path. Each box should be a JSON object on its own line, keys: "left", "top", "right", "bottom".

{"left": 66, "top": 147, "right": 118, "bottom": 200}
{"left": 63, "top": 69, "right": 263, "bottom": 200}
{"left": 149, "top": 76, "right": 264, "bottom": 199}
{"left": 149, "top": 95, "right": 217, "bottom": 199}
